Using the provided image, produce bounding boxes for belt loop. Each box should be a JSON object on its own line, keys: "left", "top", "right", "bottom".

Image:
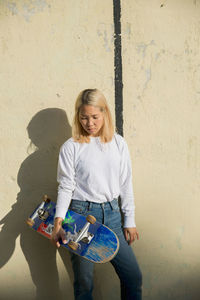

{"left": 109, "top": 201, "right": 113, "bottom": 210}
{"left": 109, "top": 200, "right": 114, "bottom": 210}
{"left": 110, "top": 198, "right": 118, "bottom": 210}
{"left": 88, "top": 202, "right": 93, "bottom": 210}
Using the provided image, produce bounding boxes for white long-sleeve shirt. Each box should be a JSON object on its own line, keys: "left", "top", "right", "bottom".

{"left": 55, "top": 133, "right": 136, "bottom": 228}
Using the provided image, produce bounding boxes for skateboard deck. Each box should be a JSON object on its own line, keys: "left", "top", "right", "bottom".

{"left": 27, "top": 196, "right": 119, "bottom": 263}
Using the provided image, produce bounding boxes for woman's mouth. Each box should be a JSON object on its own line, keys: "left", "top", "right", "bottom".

{"left": 87, "top": 128, "right": 95, "bottom": 131}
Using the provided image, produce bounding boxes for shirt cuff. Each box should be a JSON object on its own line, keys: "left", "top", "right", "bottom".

{"left": 123, "top": 215, "right": 136, "bottom": 228}
{"left": 55, "top": 189, "right": 72, "bottom": 220}
{"left": 54, "top": 206, "right": 66, "bottom": 220}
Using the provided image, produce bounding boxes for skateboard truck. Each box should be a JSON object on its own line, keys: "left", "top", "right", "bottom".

{"left": 68, "top": 215, "right": 96, "bottom": 251}
{"left": 26, "top": 195, "right": 51, "bottom": 227}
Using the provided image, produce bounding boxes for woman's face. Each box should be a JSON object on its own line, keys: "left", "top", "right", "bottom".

{"left": 79, "top": 105, "right": 104, "bottom": 137}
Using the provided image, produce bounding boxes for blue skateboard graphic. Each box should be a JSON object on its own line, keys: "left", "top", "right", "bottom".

{"left": 27, "top": 196, "right": 119, "bottom": 263}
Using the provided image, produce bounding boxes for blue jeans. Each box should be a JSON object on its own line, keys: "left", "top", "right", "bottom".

{"left": 69, "top": 199, "right": 142, "bottom": 300}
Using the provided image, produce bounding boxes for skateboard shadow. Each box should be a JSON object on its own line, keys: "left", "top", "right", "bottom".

{"left": 0, "top": 108, "right": 74, "bottom": 300}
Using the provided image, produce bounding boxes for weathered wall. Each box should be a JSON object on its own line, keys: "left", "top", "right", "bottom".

{"left": 0, "top": 1, "right": 199, "bottom": 300}
{"left": 122, "top": 1, "right": 200, "bottom": 299}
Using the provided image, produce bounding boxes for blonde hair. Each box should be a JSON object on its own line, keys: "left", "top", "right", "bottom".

{"left": 72, "top": 89, "right": 114, "bottom": 143}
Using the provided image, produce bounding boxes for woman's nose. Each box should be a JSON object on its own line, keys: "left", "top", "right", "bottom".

{"left": 87, "top": 118, "right": 93, "bottom": 126}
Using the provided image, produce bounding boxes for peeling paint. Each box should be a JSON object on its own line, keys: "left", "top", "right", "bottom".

{"left": 155, "top": 52, "right": 160, "bottom": 61}
{"left": 5, "top": 0, "right": 50, "bottom": 22}
{"left": 97, "top": 23, "right": 112, "bottom": 52}
{"left": 23, "top": 0, "right": 50, "bottom": 22}
{"left": 136, "top": 40, "right": 155, "bottom": 58}
{"left": 6, "top": 2, "right": 18, "bottom": 15}
{"left": 124, "top": 22, "right": 131, "bottom": 40}
{"left": 143, "top": 68, "right": 152, "bottom": 91}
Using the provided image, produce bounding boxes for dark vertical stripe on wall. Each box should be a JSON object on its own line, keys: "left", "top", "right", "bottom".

{"left": 113, "top": 0, "right": 123, "bottom": 136}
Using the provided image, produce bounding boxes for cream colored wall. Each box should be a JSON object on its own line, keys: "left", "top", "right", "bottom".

{"left": 0, "top": 1, "right": 199, "bottom": 300}
{"left": 122, "top": 1, "right": 200, "bottom": 299}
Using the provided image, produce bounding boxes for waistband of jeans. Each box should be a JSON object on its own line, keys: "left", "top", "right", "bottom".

{"left": 70, "top": 198, "right": 118, "bottom": 210}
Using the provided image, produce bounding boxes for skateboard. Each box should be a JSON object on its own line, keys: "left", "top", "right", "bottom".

{"left": 26, "top": 196, "right": 119, "bottom": 263}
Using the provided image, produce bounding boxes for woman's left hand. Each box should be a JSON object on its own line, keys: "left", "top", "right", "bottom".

{"left": 123, "top": 227, "right": 139, "bottom": 245}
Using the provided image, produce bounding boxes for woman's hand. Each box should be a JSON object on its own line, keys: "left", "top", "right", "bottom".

{"left": 51, "top": 217, "right": 67, "bottom": 248}
{"left": 123, "top": 227, "right": 139, "bottom": 245}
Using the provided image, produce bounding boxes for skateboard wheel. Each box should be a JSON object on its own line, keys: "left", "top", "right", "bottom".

{"left": 86, "top": 215, "right": 96, "bottom": 224}
{"left": 68, "top": 241, "right": 79, "bottom": 251}
{"left": 26, "top": 218, "right": 35, "bottom": 227}
{"left": 43, "top": 195, "right": 51, "bottom": 203}
{"left": 82, "top": 237, "right": 89, "bottom": 244}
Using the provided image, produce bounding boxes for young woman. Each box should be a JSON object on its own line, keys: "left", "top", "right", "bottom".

{"left": 51, "top": 89, "right": 142, "bottom": 300}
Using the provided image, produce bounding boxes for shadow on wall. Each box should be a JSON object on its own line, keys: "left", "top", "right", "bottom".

{"left": 0, "top": 108, "right": 73, "bottom": 300}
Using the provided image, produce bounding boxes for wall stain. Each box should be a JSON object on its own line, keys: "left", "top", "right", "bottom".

{"left": 160, "top": 0, "right": 167, "bottom": 8}
{"left": 136, "top": 40, "right": 155, "bottom": 58}
{"left": 136, "top": 40, "right": 156, "bottom": 97}
{"left": 124, "top": 22, "right": 131, "bottom": 40}
{"left": 97, "top": 23, "right": 112, "bottom": 53}
{"left": 143, "top": 67, "right": 152, "bottom": 91}
{"left": 5, "top": 0, "right": 50, "bottom": 22}
{"left": 6, "top": 2, "right": 18, "bottom": 15}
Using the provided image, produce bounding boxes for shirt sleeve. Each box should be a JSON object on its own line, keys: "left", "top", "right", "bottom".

{"left": 119, "top": 137, "right": 136, "bottom": 228}
{"left": 54, "top": 140, "right": 76, "bottom": 219}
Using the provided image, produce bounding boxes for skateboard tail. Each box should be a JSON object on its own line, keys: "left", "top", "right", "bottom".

{"left": 80, "top": 225, "right": 119, "bottom": 263}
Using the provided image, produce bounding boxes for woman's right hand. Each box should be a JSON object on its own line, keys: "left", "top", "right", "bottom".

{"left": 51, "top": 217, "right": 67, "bottom": 248}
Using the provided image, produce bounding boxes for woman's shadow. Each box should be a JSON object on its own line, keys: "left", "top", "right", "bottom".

{"left": 0, "top": 108, "right": 74, "bottom": 300}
